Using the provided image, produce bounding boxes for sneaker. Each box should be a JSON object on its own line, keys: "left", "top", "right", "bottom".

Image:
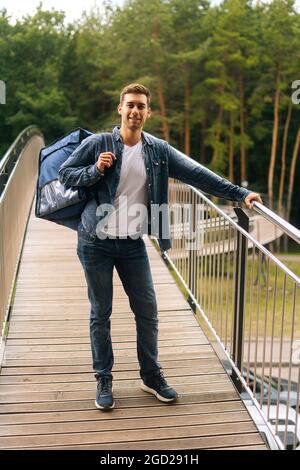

{"left": 141, "top": 370, "right": 178, "bottom": 402}
{"left": 95, "top": 376, "right": 115, "bottom": 410}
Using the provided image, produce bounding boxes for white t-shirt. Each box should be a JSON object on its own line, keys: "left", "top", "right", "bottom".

{"left": 100, "top": 140, "right": 148, "bottom": 237}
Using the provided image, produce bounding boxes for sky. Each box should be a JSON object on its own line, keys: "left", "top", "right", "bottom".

{"left": 1, "top": 0, "right": 299, "bottom": 24}
{"left": 0, "top": 0, "right": 124, "bottom": 23}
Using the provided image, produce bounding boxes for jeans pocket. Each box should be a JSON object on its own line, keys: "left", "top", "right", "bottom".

{"left": 78, "top": 223, "right": 97, "bottom": 243}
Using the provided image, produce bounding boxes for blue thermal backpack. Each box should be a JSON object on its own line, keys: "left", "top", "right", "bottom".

{"left": 35, "top": 127, "right": 95, "bottom": 230}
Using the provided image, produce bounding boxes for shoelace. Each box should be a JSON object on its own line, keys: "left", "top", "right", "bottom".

{"left": 97, "top": 377, "right": 112, "bottom": 394}
{"left": 154, "top": 371, "right": 168, "bottom": 388}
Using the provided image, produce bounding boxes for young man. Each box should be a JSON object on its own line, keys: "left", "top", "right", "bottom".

{"left": 58, "top": 83, "right": 262, "bottom": 411}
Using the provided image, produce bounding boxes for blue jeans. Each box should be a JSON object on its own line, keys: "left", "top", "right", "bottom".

{"left": 76, "top": 223, "right": 161, "bottom": 382}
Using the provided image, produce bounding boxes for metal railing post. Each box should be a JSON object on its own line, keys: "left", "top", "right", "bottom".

{"left": 231, "top": 207, "right": 249, "bottom": 392}
{"left": 188, "top": 188, "right": 196, "bottom": 312}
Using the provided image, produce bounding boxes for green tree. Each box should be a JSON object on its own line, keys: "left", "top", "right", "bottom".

{"left": 101, "top": 0, "right": 174, "bottom": 139}
{"left": 201, "top": 0, "right": 257, "bottom": 182}
{"left": 1, "top": 6, "right": 76, "bottom": 148}
{"left": 249, "top": 0, "right": 299, "bottom": 210}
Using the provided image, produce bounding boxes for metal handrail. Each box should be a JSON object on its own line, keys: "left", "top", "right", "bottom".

{"left": 0, "top": 125, "right": 42, "bottom": 175}
{"left": 253, "top": 201, "right": 300, "bottom": 245}
{"left": 161, "top": 178, "right": 300, "bottom": 450}
{"left": 175, "top": 187, "right": 300, "bottom": 286}
{"left": 0, "top": 126, "right": 44, "bottom": 360}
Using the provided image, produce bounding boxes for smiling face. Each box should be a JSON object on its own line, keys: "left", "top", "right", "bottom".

{"left": 117, "top": 93, "right": 151, "bottom": 132}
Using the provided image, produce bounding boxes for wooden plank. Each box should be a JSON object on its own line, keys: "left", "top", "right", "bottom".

{"left": 9, "top": 310, "right": 191, "bottom": 320}
{"left": 10, "top": 302, "right": 190, "bottom": 311}
{"left": 2, "top": 353, "right": 218, "bottom": 368}
{"left": 7, "top": 323, "right": 199, "bottom": 333}
{"left": 0, "top": 401, "right": 245, "bottom": 425}
{"left": 6, "top": 328, "right": 205, "bottom": 339}
{"left": 9, "top": 307, "right": 190, "bottom": 316}
{"left": 0, "top": 374, "right": 229, "bottom": 394}
{"left": 13, "top": 284, "right": 179, "bottom": 295}
{"left": 4, "top": 344, "right": 212, "bottom": 358}
{"left": 4, "top": 334, "right": 206, "bottom": 348}
{"left": 13, "top": 292, "right": 185, "bottom": 302}
{"left": 0, "top": 392, "right": 240, "bottom": 414}
{"left": 0, "top": 411, "right": 251, "bottom": 437}
{"left": 0, "top": 422, "right": 259, "bottom": 449}
{"left": 3, "top": 350, "right": 216, "bottom": 368}
{"left": 8, "top": 316, "right": 198, "bottom": 326}
{"left": 0, "top": 357, "right": 220, "bottom": 375}
{"left": 15, "top": 277, "right": 176, "bottom": 287}
{"left": 0, "top": 382, "right": 236, "bottom": 403}
{"left": 215, "top": 445, "right": 267, "bottom": 450}
{"left": 0, "top": 366, "right": 225, "bottom": 385}
{"left": 4, "top": 339, "right": 209, "bottom": 355}
{"left": 35, "top": 434, "right": 264, "bottom": 450}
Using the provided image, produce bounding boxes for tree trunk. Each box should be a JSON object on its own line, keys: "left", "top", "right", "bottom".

{"left": 239, "top": 76, "right": 247, "bottom": 183}
{"left": 287, "top": 125, "right": 300, "bottom": 224}
{"left": 184, "top": 77, "right": 190, "bottom": 156}
{"left": 278, "top": 102, "right": 292, "bottom": 252}
{"left": 210, "top": 84, "right": 225, "bottom": 170}
{"left": 155, "top": 73, "right": 170, "bottom": 141}
{"left": 199, "top": 114, "right": 207, "bottom": 163}
{"left": 278, "top": 101, "right": 292, "bottom": 217}
{"left": 268, "top": 71, "right": 280, "bottom": 211}
{"left": 151, "top": 16, "right": 169, "bottom": 141}
{"left": 229, "top": 111, "right": 235, "bottom": 182}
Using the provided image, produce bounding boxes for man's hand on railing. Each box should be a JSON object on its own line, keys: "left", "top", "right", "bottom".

{"left": 243, "top": 192, "right": 263, "bottom": 209}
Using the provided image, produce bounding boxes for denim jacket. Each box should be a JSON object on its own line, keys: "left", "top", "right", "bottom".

{"left": 58, "top": 126, "right": 251, "bottom": 252}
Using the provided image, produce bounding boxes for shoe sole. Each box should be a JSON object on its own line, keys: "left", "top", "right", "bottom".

{"left": 140, "top": 383, "right": 178, "bottom": 402}
{"left": 95, "top": 400, "right": 115, "bottom": 410}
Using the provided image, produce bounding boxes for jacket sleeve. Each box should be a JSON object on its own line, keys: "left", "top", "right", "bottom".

{"left": 58, "top": 135, "right": 104, "bottom": 188}
{"left": 167, "top": 143, "right": 251, "bottom": 202}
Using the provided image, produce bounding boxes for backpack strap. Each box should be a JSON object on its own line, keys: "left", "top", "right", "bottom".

{"left": 100, "top": 132, "right": 114, "bottom": 153}
{"left": 90, "top": 132, "right": 114, "bottom": 206}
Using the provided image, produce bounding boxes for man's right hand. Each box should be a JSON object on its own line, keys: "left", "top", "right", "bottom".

{"left": 97, "top": 152, "right": 117, "bottom": 173}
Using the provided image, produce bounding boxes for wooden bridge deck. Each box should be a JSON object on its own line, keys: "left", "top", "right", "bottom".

{"left": 0, "top": 206, "right": 267, "bottom": 450}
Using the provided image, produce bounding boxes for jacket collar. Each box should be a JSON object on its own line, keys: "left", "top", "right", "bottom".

{"left": 113, "top": 126, "right": 153, "bottom": 146}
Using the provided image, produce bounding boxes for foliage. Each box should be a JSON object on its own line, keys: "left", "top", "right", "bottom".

{"left": 0, "top": 0, "right": 299, "bottom": 224}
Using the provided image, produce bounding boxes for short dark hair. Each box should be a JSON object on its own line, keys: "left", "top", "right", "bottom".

{"left": 120, "top": 83, "right": 151, "bottom": 107}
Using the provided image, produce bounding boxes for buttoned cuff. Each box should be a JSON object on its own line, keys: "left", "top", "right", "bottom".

{"left": 93, "top": 163, "right": 105, "bottom": 178}
{"left": 238, "top": 188, "right": 252, "bottom": 202}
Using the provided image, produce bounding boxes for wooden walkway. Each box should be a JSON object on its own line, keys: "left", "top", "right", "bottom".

{"left": 0, "top": 205, "right": 267, "bottom": 450}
